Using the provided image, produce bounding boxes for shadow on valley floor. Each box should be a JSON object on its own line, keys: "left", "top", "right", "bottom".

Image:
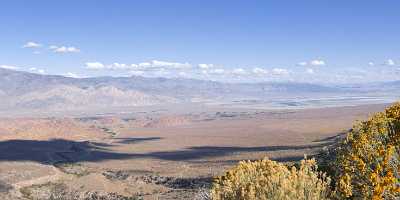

{"left": 0, "top": 138, "right": 159, "bottom": 164}
{"left": 0, "top": 136, "right": 333, "bottom": 164}
{"left": 140, "top": 143, "right": 331, "bottom": 161}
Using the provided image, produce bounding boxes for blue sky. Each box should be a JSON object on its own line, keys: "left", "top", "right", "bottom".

{"left": 0, "top": 0, "right": 399, "bottom": 83}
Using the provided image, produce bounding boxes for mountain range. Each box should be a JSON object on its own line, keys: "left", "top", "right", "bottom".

{"left": 0, "top": 68, "right": 398, "bottom": 113}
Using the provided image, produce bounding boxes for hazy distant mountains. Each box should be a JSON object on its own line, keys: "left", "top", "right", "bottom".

{"left": 0, "top": 68, "right": 398, "bottom": 113}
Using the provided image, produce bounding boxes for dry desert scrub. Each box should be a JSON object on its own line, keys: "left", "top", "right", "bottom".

{"left": 211, "top": 102, "right": 400, "bottom": 200}
{"left": 327, "top": 102, "right": 400, "bottom": 200}
{"left": 332, "top": 102, "right": 400, "bottom": 199}
{"left": 211, "top": 158, "right": 331, "bottom": 200}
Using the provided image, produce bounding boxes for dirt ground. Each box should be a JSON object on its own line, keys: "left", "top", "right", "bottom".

{"left": 0, "top": 104, "right": 388, "bottom": 199}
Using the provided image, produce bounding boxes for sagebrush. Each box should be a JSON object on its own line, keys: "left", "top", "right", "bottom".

{"left": 332, "top": 102, "right": 400, "bottom": 199}
{"left": 211, "top": 158, "right": 331, "bottom": 200}
{"left": 211, "top": 102, "right": 400, "bottom": 200}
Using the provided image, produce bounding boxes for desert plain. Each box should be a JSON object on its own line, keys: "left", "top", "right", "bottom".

{"left": 0, "top": 103, "right": 388, "bottom": 199}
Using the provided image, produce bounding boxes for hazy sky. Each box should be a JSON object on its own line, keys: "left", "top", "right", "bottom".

{"left": 1, "top": 0, "right": 399, "bottom": 83}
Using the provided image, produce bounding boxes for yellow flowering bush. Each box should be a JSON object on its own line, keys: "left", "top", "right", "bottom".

{"left": 211, "top": 158, "right": 331, "bottom": 200}
{"left": 333, "top": 102, "right": 400, "bottom": 199}
{"left": 211, "top": 102, "right": 400, "bottom": 200}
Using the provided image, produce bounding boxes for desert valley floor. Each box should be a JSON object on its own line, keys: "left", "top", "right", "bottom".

{"left": 0, "top": 104, "right": 388, "bottom": 199}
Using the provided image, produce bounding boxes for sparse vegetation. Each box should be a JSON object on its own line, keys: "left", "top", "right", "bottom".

{"left": 102, "top": 170, "right": 211, "bottom": 190}
{"left": 54, "top": 163, "right": 90, "bottom": 177}
{"left": 100, "top": 127, "right": 117, "bottom": 137}
{"left": 20, "top": 182, "right": 142, "bottom": 200}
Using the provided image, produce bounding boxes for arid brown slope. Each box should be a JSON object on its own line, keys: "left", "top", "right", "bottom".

{"left": 0, "top": 118, "right": 105, "bottom": 141}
